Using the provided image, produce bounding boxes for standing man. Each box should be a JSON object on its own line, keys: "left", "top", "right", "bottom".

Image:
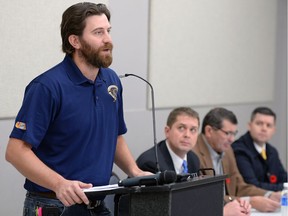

{"left": 5, "top": 3, "right": 149, "bottom": 216}
{"left": 232, "top": 107, "right": 287, "bottom": 191}
{"left": 136, "top": 107, "right": 200, "bottom": 174}
{"left": 193, "top": 107, "right": 281, "bottom": 212}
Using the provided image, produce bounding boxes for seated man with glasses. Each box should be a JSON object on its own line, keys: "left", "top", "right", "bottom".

{"left": 192, "top": 107, "right": 281, "bottom": 213}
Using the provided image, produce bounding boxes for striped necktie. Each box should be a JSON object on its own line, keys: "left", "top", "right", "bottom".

{"left": 182, "top": 160, "right": 188, "bottom": 173}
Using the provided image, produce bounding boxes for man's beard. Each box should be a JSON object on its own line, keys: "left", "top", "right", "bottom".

{"left": 79, "top": 38, "right": 113, "bottom": 68}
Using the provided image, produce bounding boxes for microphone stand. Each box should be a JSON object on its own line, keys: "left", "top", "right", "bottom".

{"left": 119, "top": 73, "right": 160, "bottom": 173}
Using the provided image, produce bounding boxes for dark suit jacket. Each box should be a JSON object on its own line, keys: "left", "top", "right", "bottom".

{"left": 136, "top": 140, "right": 200, "bottom": 174}
{"left": 193, "top": 134, "right": 266, "bottom": 202}
{"left": 232, "top": 132, "right": 287, "bottom": 191}
{"left": 119, "top": 140, "right": 199, "bottom": 216}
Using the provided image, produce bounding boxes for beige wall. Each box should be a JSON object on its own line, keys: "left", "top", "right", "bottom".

{"left": 0, "top": 0, "right": 286, "bottom": 215}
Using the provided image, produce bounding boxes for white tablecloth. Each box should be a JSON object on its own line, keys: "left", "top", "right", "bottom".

{"left": 251, "top": 208, "right": 281, "bottom": 216}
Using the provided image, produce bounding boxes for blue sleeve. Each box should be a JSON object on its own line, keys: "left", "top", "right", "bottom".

{"left": 10, "top": 81, "right": 58, "bottom": 148}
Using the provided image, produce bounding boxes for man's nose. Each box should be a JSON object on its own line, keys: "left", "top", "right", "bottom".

{"left": 103, "top": 31, "right": 112, "bottom": 43}
{"left": 184, "top": 129, "right": 191, "bottom": 137}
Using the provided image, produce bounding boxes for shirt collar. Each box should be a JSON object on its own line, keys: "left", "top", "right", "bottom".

{"left": 202, "top": 134, "right": 225, "bottom": 161}
{"left": 165, "top": 140, "right": 187, "bottom": 174}
{"left": 202, "top": 134, "right": 224, "bottom": 175}
{"left": 64, "top": 55, "right": 106, "bottom": 85}
{"left": 254, "top": 142, "right": 266, "bottom": 153}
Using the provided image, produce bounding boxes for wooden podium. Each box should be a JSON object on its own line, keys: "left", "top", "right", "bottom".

{"left": 85, "top": 175, "right": 226, "bottom": 216}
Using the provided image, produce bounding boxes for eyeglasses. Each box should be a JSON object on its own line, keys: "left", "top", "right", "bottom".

{"left": 214, "top": 127, "right": 238, "bottom": 137}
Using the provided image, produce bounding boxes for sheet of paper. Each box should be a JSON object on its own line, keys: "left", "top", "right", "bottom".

{"left": 83, "top": 184, "right": 123, "bottom": 192}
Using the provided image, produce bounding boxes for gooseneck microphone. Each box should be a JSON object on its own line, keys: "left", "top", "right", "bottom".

{"left": 119, "top": 73, "right": 160, "bottom": 173}
{"left": 118, "top": 170, "right": 177, "bottom": 187}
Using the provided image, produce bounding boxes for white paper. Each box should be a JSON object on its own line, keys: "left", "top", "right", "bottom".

{"left": 83, "top": 184, "right": 123, "bottom": 192}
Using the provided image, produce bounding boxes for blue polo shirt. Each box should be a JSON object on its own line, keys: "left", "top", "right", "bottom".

{"left": 10, "top": 55, "right": 127, "bottom": 192}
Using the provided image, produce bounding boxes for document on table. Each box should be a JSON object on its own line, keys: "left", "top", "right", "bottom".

{"left": 251, "top": 208, "right": 281, "bottom": 216}
{"left": 83, "top": 184, "right": 123, "bottom": 192}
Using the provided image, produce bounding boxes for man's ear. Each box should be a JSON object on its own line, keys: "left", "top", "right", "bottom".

{"left": 68, "top": 35, "right": 80, "bottom": 49}
{"left": 164, "top": 126, "right": 169, "bottom": 136}
{"left": 204, "top": 125, "right": 213, "bottom": 137}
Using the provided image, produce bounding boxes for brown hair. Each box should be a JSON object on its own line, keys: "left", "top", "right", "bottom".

{"left": 60, "top": 3, "right": 111, "bottom": 55}
{"left": 250, "top": 107, "right": 276, "bottom": 122}
{"left": 201, "top": 107, "right": 238, "bottom": 134}
{"left": 166, "top": 107, "right": 200, "bottom": 127}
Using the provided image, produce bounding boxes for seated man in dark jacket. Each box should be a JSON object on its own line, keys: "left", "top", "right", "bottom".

{"left": 136, "top": 107, "right": 200, "bottom": 175}
{"left": 232, "top": 107, "right": 287, "bottom": 191}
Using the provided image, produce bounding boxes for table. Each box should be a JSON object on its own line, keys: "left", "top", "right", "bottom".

{"left": 251, "top": 208, "right": 281, "bottom": 216}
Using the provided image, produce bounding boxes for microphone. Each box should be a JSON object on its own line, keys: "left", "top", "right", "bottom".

{"left": 176, "top": 172, "right": 199, "bottom": 182}
{"left": 118, "top": 170, "right": 177, "bottom": 187}
{"left": 119, "top": 73, "right": 160, "bottom": 173}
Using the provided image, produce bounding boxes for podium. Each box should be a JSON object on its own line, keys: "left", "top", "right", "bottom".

{"left": 85, "top": 175, "right": 226, "bottom": 216}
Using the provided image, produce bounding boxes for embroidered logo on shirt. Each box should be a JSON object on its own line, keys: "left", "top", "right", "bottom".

{"left": 108, "top": 85, "right": 118, "bottom": 102}
{"left": 15, "top": 121, "right": 26, "bottom": 130}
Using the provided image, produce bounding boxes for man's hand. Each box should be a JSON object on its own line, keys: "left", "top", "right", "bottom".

{"left": 133, "top": 170, "right": 154, "bottom": 177}
{"left": 250, "top": 196, "right": 280, "bottom": 212}
{"left": 269, "top": 191, "right": 281, "bottom": 202}
{"left": 224, "top": 199, "right": 251, "bottom": 216}
{"left": 54, "top": 179, "right": 92, "bottom": 207}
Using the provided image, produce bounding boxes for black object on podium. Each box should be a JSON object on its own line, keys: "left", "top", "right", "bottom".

{"left": 85, "top": 175, "right": 226, "bottom": 216}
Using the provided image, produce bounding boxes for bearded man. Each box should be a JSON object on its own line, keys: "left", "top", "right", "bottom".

{"left": 5, "top": 3, "right": 150, "bottom": 216}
